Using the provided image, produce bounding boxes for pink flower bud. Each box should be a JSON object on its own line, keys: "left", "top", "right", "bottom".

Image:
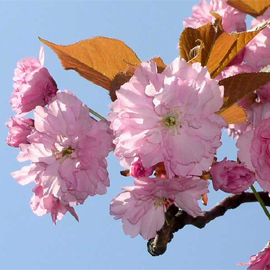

{"left": 130, "top": 158, "right": 154, "bottom": 178}
{"left": 6, "top": 116, "right": 34, "bottom": 147}
{"left": 10, "top": 47, "right": 57, "bottom": 114}
{"left": 210, "top": 158, "right": 255, "bottom": 194}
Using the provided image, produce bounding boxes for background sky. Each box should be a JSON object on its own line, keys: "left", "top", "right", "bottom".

{"left": 1, "top": 1, "right": 269, "bottom": 269}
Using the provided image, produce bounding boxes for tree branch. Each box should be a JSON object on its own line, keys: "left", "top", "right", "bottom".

{"left": 147, "top": 191, "right": 270, "bottom": 256}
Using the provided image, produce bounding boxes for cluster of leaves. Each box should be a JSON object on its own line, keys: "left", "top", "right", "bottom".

{"left": 40, "top": 0, "right": 270, "bottom": 128}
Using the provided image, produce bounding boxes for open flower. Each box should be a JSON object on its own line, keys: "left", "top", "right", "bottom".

{"left": 243, "top": 8, "right": 270, "bottom": 72}
{"left": 210, "top": 158, "right": 255, "bottom": 194}
{"left": 239, "top": 241, "right": 270, "bottom": 270}
{"left": 109, "top": 58, "right": 226, "bottom": 178}
{"left": 237, "top": 116, "right": 270, "bottom": 193}
{"left": 6, "top": 116, "right": 34, "bottom": 147}
{"left": 183, "top": 0, "right": 246, "bottom": 33}
{"left": 12, "top": 90, "right": 114, "bottom": 223}
{"left": 30, "top": 184, "right": 79, "bottom": 224}
{"left": 10, "top": 47, "right": 58, "bottom": 114}
{"left": 110, "top": 177, "right": 209, "bottom": 239}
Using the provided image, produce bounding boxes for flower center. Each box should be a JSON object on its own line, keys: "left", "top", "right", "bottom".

{"left": 55, "top": 146, "right": 74, "bottom": 162}
{"left": 154, "top": 197, "right": 174, "bottom": 209}
{"left": 164, "top": 116, "right": 177, "bottom": 127}
{"left": 162, "top": 109, "right": 182, "bottom": 134}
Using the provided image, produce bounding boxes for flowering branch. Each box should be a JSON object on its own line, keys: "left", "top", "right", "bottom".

{"left": 147, "top": 191, "right": 270, "bottom": 256}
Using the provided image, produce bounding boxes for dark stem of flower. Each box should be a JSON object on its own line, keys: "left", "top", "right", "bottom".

{"left": 147, "top": 191, "right": 270, "bottom": 256}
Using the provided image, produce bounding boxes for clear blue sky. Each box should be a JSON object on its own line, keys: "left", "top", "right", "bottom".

{"left": 1, "top": 1, "right": 269, "bottom": 269}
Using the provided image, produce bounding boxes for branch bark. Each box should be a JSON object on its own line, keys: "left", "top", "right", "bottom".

{"left": 147, "top": 191, "right": 270, "bottom": 256}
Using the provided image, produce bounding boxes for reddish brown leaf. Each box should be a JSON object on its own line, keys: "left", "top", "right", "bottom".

{"left": 227, "top": 0, "right": 270, "bottom": 17}
{"left": 120, "top": 170, "right": 130, "bottom": 177}
{"left": 209, "top": 19, "right": 270, "bottom": 78}
{"left": 202, "top": 194, "right": 208, "bottom": 206}
{"left": 110, "top": 57, "right": 167, "bottom": 101}
{"left": 151, "top": 57, "right": 167, "bottom": 73}
{"left": 219, "top": 72, "right": 270, "bottom": 111}
{"left": 179, "top": 14, "right": 270, "bottom": 78}
{"left": 179, "top": 14, "right": 223, "bottom": 66}
{"left": 218, "top": 72, "right": 270, "bottom": 123}
{"left": 219, "top": 104, "right": 247, "bottom": 124}
{"left": 39, "top": 37, "right": 141, "bottom": 91}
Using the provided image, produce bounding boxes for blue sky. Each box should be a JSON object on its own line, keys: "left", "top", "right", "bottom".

{"left": 1, "top": 1, "right": 269, "bottom": 269}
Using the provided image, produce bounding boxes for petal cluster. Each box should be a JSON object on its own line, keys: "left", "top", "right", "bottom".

{"left": 210, "top": 158, "right": 255, "bottom": 194}
{"left": 239, "top": 242, "right": 270, "bottom": 270}
{"left": 183, "top": 0, "right": 246, "bottom": 33}
{"left": 243, "top": 8, "right": 270, "bottom": 72}
{"left": 237, "top": 116, "right": 270, "bottom": 193}
{"left": 12, "top": 91, "right": 114, "bottom": 223}
{"left": 130, "top": 158, "right": 154, "bottom": 178}
{"left": 10, "top": 47, "right": 58, "bottom": 114}
{"left": 110, "top": 177, "right": 209, "bottom": 239}
{"left": 6, "top": 117, "right": 34, "bottom": 147}
{"left": 109, "top": 58, "right": 226, "bottom": 178}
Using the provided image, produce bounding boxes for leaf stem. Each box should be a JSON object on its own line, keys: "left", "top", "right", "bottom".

{"left": 88, "top": 108, "right": 106, "bottom": 121}
{"left": 251, "top": 185, "right": 270, "bottom": 222}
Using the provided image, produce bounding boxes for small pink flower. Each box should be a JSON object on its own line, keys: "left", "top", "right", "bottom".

{"left": 244, "top": 8, "right": 270, "bottom": 72}
{"left": 12, "top": 90, "right": 114, "bottom": 223}
{"left": 130, "top": 158, "right": 154, "bottom": 178}
{"left": 227, "top": 92, "right": 270, "bottom": 139}
{"left": 31, "top": 184, "right": 79, "bottom": 224}
{"left": 237, "top": 115, "right": 270, "bottom": 193}
{"left": 10, "top": 47, "right": 58, "bottom": 114}
{"left": 184, "top": 0, "right": 246, "bottom": 33}
{"left": 238, "top": 241, "right": 270, "bottom": 270}
{"left": 210, "top": 158, "right": 255, "bottom": 194}
{"left": 109, "top": 58, "right": 226, "bottom": 178}
{"left": 110, "top": 177, "right": 209, "bottom": 239}
{"left": 6, "top": 117, "right": 34, "bottom": 147}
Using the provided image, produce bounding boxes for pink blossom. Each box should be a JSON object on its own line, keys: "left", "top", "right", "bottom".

{"left": 12, "top": 90, "right": 114, "bottom": 222}
{"left": 239, "top": 242, "right": 270, "bottom": 270}
{"left": 30, "top": 184, "right": 79, "bottom": 224}
{"left": 227, "top": 106, "right": 252, "bottom": 139}
{"left": 130, "top": 158, "right": 154, "bottom": 178}
{"left": 10, "top": 47, "right": 58, "bottom": 114}
{"left": 257, "top": 83, "right": 270, "bottom": 104}
{"left": 183, "top": 0, "right": 246, "bottom": 33}
{"left": 109, "top": 58, "right": 226, "bottom": 178}
{"left": 227, "top": 86, "right": 270, "bottom": 139}
{"left": 6, "top": 117, "right": 34, "bottom": 147}
{"left": 210, "top": 158, "right": 255, "bottom": 194}
{"left": 227, "top": 94, "right": 262, "bottom": 139}
{"left": 244, "top": 8, "right": 270, "bottom": 72}
{"left": 237, "top": 114, "right": 270, "bottom": 193}
{"left": 110, "top": 177, "right": 209, "bottom": 239}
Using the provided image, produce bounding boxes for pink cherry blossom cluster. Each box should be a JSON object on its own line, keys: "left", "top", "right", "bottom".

{"left": 6, "top": 48, "right": 113, "bottom": 223}
{"left": 184, "top": 0, "right": 270, "bottom": 266}
{"left": 109, "top": 58, "right": 227, "bottom": 239}
{"left": 5, "top": 0, "right": 270, "bottom": 266}
{"left": 185, "top": 0, "right": 270, "bottom": 139}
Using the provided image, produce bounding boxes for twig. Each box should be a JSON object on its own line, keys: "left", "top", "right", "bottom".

{"left": 147, "top": 192, "right": 270, "bottom": 256}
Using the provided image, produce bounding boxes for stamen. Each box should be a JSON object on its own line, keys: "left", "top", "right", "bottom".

{"left": 54, "top": 146, "right": 74, "bottom": 162}
{"left": 154, "top": 197, "right": 174, "bottom": 209}
{"left": 162, "top": 108, "right": 182, "bottom": 135}
{"left": 164, "top": 116, "right": 177, "bottom": 127}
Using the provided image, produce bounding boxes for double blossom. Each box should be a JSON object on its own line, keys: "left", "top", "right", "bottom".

{"left": 12, "top": 91, "right": 114, "bottom": 223}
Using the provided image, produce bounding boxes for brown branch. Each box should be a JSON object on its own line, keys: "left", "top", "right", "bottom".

{"left": 147, "top": 192, "right": 270, "bottom": 256}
